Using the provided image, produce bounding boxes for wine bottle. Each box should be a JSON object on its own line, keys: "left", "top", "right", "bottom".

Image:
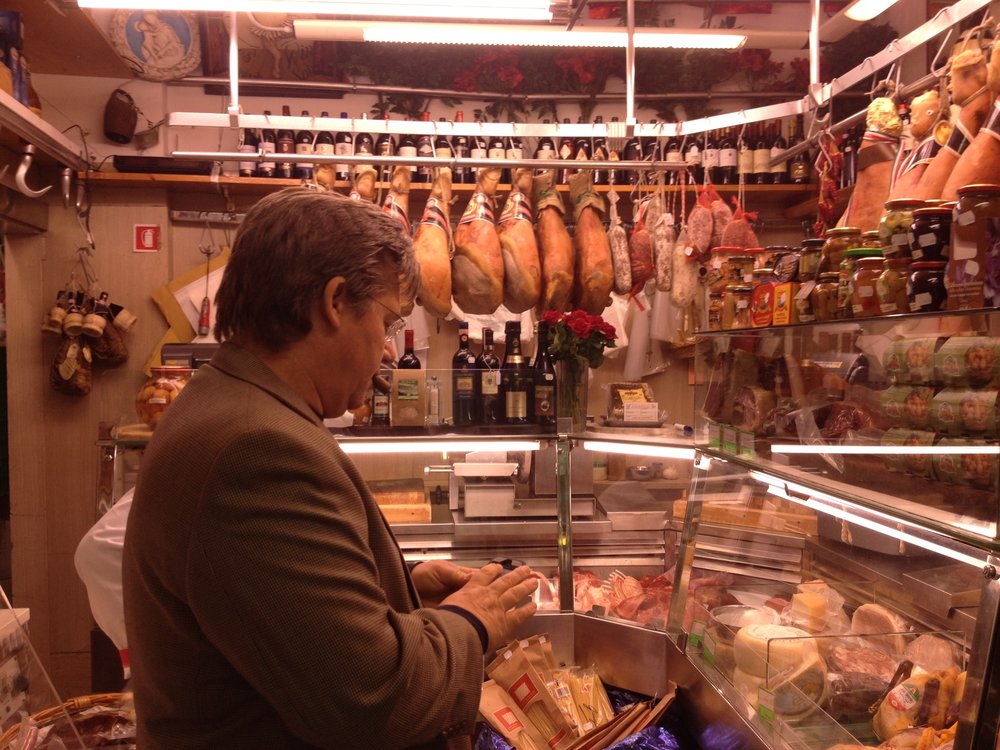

{"left": 392, "top": 329, "right": 425, "bottom": 427}
{"left": 276, "top": 104, "right": 295, "bottom": 179}
{"left": 398, "top": 328, "right": 421, "bottom": 369}
{"left": 557, "top": 118, "right": 574, "bottom": 184}
{"left": 534, "top": 119, "right": 556, "bottom": 165}
{"left": 452, "top": 321, "right": 478, "bottom": 427}
{"left": 435, "top": 117, "right": 452, "bottom": 162}
{"left": 704, "top": 130, "right": 720, "bottom": 184}
{"left": 770, "top": 120, "right": 787, "bottom": 184}
{"left": 664, "top": 128, "right": 682, "bottom": 185}
{"left": 489, "top": 128, "right": 507, "bottom": 183}
{"left": 643, "top": 120, "right": 659, "bottom": 183}
{"left": 532, "top": 320, "right": 556, "bottom": 427}
{"left": 753, "top": 122, "right": 771, "bottom": 185}
{"left": 371, "top": 377, "right": 391, "bottom": 426}
{"left": 415, "top": 111, "right": 433, "bottom": 183}
{"left": 718, "top": 128, "right": 738, "bottom": 185}
{"left": 238, "top": 123, "right": 259, "bottom": 178}
{"left": 398, "top": 123, "right": 417, "bottom": 178}
{"left": 737, "top": 125, "right": 754, "bottom": 184}
{"left": 355, "top": 113, "right": 374, "bottom": 183}
{"left": 592, "top": 115, "right": 608, "bottom": 186}
{"left": 476, "top": 327, "right": 501, "bottom": 425}
{"left": 314, "top": 111, "right": 335, "bottom": 165}
{"left": 470, "top": 121, "right": 488, "bottom": 180}
{"left": 258, "top": 111, "right": 276, "bottom": 178}
{"left": 295, "top": 110, "right": 314, "bottom": 181}
{"left": 684, "top": 133, "right": 703, "bottom": 185}
{"left": 789, "top": 116, "right": 810, "bottom": 184}
{"left": 505, "top": 132, "right": 524, "bottom": 186}
{"left": 622, "top": 126, "right": 642, "bottom": 186}
{"left": 375, "top": 115, "right": 395, "bottom": 184}
{"left": 334, "top": 110, "right": 353, "bottom": 182}
{"left": 452, "top": 110, "right": 470, "bottom": 184}
{"left": 500, "top": 321, "right": 532, "bottom": 425}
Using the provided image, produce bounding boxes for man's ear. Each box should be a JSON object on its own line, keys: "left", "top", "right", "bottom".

{"left": 321, "top": 276, "right": 349, "bottom": 331}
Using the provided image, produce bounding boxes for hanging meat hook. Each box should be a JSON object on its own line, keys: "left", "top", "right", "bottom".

{"left": 15, "top": 143, "right": 52, "bottom": 199}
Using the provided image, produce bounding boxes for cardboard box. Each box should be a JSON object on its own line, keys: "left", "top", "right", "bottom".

{"left": 772, "top": 282, "right": 798, "bottom": 325}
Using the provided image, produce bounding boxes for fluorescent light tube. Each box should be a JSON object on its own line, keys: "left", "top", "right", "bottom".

{"left": 771, "top": 444, "right": 1000, "bottom": 455}
{"left": 844, "top": 0, "right": 900, "bottom": 21}
{"left": 77, "top": 0, "right": 554, "bottom": 21}
{"left": 339, "top": 440, "right": 541, "bottom": 454}
{"left": 582, "top": 440, "right": 696, "bottom": 460}
{"left": 294, "top": 20, "right": 748, "bottom": 49}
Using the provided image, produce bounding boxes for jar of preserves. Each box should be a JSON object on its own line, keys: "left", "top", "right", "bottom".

{"left": 707, "top": 246, "right": 748, "bottom": 293}
{"left": 908, "top": 261, "right": 947, "bottom": 312}
{"left": 762, "top": 245, "right": 790, "bottom": 269}
{"left": 861, "top": 230, "right": 883, "bottom": 250}
{"left": 136, "top": 366, "right": 193, "bottom": 429}
{"left": 876, "top": 257, "right": 912, "bottom": 315}
{"left": 750, "top": 268, "right": 776, "bottom": 327}
{"left": 812, "top": 272, "right": 840, "bottom": 321}
{"left": 723, "top": 285, "right": 752, "bottom": 329}
{"left": 879, "top": 198, "right": 925, "bottom": 256}
{"left": 851, "top": 256, "right": 885, "bottom": 318}
{"left": 909, "top": 206, "right": 952, "bottom": 262}
{"left": 821, "top": 227, "right": 861, "bottom": 274}
{"left": 707, "top": 293, "right": 724, "bottom": 330}
{"left": 750, "top": 267, "right": 775, "bottom": 289}
{"left": 950, "top": 184, "right": 1000, "bottom": 309}
{"left": 838, "top": 248, "right": 880, "bottom": 318}
{"left": 799, "top": 238, "right": 824, "bottom": 281}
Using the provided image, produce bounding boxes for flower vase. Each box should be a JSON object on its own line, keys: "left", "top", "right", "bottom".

{"left": 556, "top": 359, "right": 589, "bottom": 432}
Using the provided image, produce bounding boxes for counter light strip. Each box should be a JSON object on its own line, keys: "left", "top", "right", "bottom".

{"left": 338, "top": 440, "right": 541, "bottom": 454}
{"left": 771, "top": 444, "right": 1000, "bottom": 455}
{"left": 582, "top": 441, "right": 696, "bottom": 460}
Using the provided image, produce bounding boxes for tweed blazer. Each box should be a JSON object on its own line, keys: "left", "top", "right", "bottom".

{"left": 123, "top": 343, "right": 482, "bottom": 749}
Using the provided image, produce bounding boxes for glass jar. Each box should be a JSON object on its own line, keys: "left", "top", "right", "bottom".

{"left": 909, "top": 206, "right": 952, "bottom": 262}
{"left": 876, "top": 257, "right": 912, "bottom": 315}
{"left": 908, "top": 261, "right": 947, "bottom": 312}
{"left": 799, "top": 238, "right": 824, "bottom": 281}
{"left": 951, "top": 184, "right": 1000, "bottom": 309}
{"left": 723, "top": 284, "right": 752, "bottom": 329}
{"left": 879, "top": 198, "right": 925, "bottom": 255}
{"left": 750, "top": 269, "right": 776, "bottom": 327}
{"left": 821, "top": 227, "right": 861, "bottom": 274}
{"left": 708, "top": 293, "right": 724, "bottom": 331}
{"left": 772, "top": 250, "right": 800, "bottom": 283}
{"left": 812, "top": 272, "right": 840, "bottom": 321}
{"left": 838, "top": 247, "right": 880, "bottom": 318}
{"left": 136, "top": 366, "right": 193, "bottom": 429}
{"left": 707, "top": 246, "right": 748, "bottom": 293}
{"left": 861, "top": 230, "right": 883, "bottom": 250}
{"left": 851, "top": 256, "right": 885, "bottom": 318}
{"left": 761, "top": 245, "right": 790, "bottom": 269}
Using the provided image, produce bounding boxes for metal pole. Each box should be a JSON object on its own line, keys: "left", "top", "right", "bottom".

{"left": 556, "top": 436, "right": 574, "bottom": 612}
{"left": 626, "top": 0, "right": 637, "bottom": 125}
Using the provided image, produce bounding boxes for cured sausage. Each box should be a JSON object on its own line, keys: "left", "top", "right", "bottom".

{"left": 687, "top": 188, "right": 714, "bottom": 259}
{"left": 533, "top": 169, "right": 574, "bottom": 313}
{"left": 629, "top": 197, "right": 654, "bottom": 296}
{"left": 498, "top": 168, "right": 542, "bottom": 313}
{"left": 568, "top": 170, "right": 613, "bottom": 314}
{"left": 720, "top": 197, "right": 759, "bottom": 248}
{"left": 839, "top": 98, "right": 900, "bottom": 232}
{"left": 412, "top": 167, "right": 453, "bottom": 319}
{"left": 653, "top": 212, "right": 675, "bottom": 293}
{"left": 453, "top": 167, "right": 504, "bottom": 315}
{"left": 608, "top": 190, "right": 631, "bottom": 295}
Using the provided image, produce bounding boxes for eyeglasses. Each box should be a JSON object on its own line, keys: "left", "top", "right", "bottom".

{"left": 368, "top": 296, "right": 406, "bottom": 342}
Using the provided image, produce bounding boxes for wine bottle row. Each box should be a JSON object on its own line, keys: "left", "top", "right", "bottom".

{"left": 370, "top": 320, "right": 558, "bottom": 429}
{"left": 237, "top": 108, "right": 818, "bottom": 186}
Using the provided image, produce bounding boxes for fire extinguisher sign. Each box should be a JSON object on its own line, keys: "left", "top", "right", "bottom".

{"left": 133, "top": 224, "right": 160, "bottom": 253}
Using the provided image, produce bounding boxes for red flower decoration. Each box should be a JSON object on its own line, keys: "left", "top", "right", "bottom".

{"left": 541, "top": 309, "right": 617, "bottom": 369}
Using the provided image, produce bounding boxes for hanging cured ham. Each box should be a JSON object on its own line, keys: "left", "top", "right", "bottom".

{"left": 887, "top": 88, "right": 947, "bottom": 200}
{"left": 533, "top": 169, "right": 574, "bottom": 313}
{"left": 350, "top": 164, "right": 378, "bottom": 202}
{"left": 497, "top": 168, "right": 542, "bottom": 313}
{"left": 452, "top": 167, "right": 504, "bottom": 314}
{"left": 382, "top": 165, "right": 417, "bottom": 314}
{"left": 412, "top": 167, "right": 453, "bottom": 319}
{"left": 568, "top": 170, "right": 613, "bottom": 314}
{"left": 941, "top": 32, "right": 1000, "bottom": 199}
{"left": 912, "top": 29, "right": 994, "bottom": 201}
{"left": 838, "top": 97, "right": 901, "bottom": 232}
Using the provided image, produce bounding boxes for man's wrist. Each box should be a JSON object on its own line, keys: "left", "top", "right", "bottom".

{"left": 439, "top": 605, "right": 489, "bottom": 652}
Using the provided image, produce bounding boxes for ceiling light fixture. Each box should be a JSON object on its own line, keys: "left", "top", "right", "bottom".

{"left": 293, "top": 20, "right": 749, "bottom": 49}
{"left": 76, "top": 0, "right": 555, "bottom": 22}
{"left": 581, "top": 441, "right": 695, "bottom": 460}
{"left": 843, "top": 0, "right": 900, "bottom": 21}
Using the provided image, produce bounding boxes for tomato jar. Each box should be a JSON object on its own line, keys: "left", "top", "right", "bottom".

{"left": 798, "top": 239, "right": 824, "bottom": 281}
{"left": 708, "top": 293, "right": 724, "bottom": 331}
{"left": 908, "top": 261, "right": 948, "bottom": 312}
{"left": 750, "top": 268, "right": 776, "bottom": 327}
{"left": 821, "top": 227, "right": 862, "bottom": 274}
{"left": 876, "top": 257, "right": 912, "bottom": 315}
{"left": 909, "top": 206, "right": 952, "bottom": 262}
{"left": 723, "top": 284, "right": 752, "bottom": 329}
{"left": 949, "top": 184, "right": 1000, "bottom": 309}
{"left": 879, "top": 198, "right": 925, "bottom": 256}
{"left": 811, "top": 272, "right": 840, "bottom": 321}
{"left": 851, "top": 256, "right": 885, "bottom": 318}
{"left": 838, "top": 248, "right": 880, "bottom": 318}
{"left": 136, "top": 366, "right": 193, "bottom": 429}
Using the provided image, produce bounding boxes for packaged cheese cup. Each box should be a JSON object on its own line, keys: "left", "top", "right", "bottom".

{"left": 879, "top": 386, "right": 935, "bottom": 429}
{"left": 883, "top": 337, "right": 946, "bottom": 385}
{"left": 935, "top": 336, "right": 1000, "bottom": 387}
{"left": 931, "top": 388, "right": 999, "bottom": 436}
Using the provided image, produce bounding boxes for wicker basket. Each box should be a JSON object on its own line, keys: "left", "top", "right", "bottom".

{"left": 0, "top": 692, "right": 132, "bottom": 748}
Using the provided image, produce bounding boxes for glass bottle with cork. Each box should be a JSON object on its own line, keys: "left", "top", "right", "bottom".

{"left": 532, "top": 320, "right": 556, "bottom": 427}
{"left": 391, "top": 329, "right": 425, "bottom": 427}
{"left": 452, "top": 321, "right": 478, "bottom": 427}
{"left": 500, "top": 321, "right": 532, "bottom": 426}
{"left": 476, "top": 327, "right": 502, "bottom": 426}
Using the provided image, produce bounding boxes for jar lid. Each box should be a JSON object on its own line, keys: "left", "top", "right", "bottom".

{"left": 912, "top": 206, "right": 952, "bottom": 217}
{"left": 825, "top": 227, "right": 861, "bottom": 237}
{"left": 731, "top": 285, "right": 753, "bottom": 293}
{"left": 817, "top": 272, "right": 840, "bottom": 281}
{"left": 911, "top": 261, "right": 947, "bottom": 269}
{"left": 801, "top": 238, "right": 825, "bottom": 249}
{"left": 861, "top": 230, "right": 880, "bottom": 239}
{"left": 885, "top": 257, "right": 912, "bottom": 267}
{"left": 956, "top": 184, "right": 1000, "bottom": 195}
{"left": 857, "top": 257, "right": 885, "bottom": 267}
{"left": 745, "top": 247, "right": 764, "bottom": 253}
{"left": 765, "top": 245, "right": 791, "bottom": 252}
{"left": 711, "top": 246, "right": 747, "bottom": 254}
{"left": 884, "top": 198, "right": 926, "bottom": 209}
{"left": 151, "top": 365, "right": 194, "bottom": 373}
{"left": 844, "top": 247, "right": 882, "bottom": 257}
{"left": 752, "top": 267, "right": 775, "bottom": 275}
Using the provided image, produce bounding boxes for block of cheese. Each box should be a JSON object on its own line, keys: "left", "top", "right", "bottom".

{"left": 734, "top": 624, "right": 819, "bottom": 679}
{"left": 731, "top": 654, "right": 828, "bottom": 719}
{"left": 849, "top": 603, "right": 909, "bottom": 656}
{"left": 789, "top": 591, "right": 828, "bottom": 633}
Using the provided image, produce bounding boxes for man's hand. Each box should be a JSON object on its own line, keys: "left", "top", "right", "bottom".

{"left": 411, "top": 560, "right": 476, "bottom": 608}
{"left": 440, "top": 564, "right": 538, "bottom": 653}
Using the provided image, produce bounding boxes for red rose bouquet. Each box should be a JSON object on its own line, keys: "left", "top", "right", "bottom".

{"left": 542, "top": 309, "right": 617, "bottom": 369}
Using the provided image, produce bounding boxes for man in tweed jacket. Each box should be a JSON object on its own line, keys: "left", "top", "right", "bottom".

{"left": 123, "top": 188, "right": 538, "bottom": 749}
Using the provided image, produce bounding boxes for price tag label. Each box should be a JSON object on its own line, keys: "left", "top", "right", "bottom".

{"left": 702, "top": 630, "right": 717, "bottom": 666}
{"left": 689, "top": 620, "right": 705, "bottom": 651}
{"left": 757, "top": 687, "right": 776, "bottom": 725}
{"left": 624, "top": 402, "right": 659, "bottom": 423}
{"left": 707, "top": 422, "right": 722, "bottom": 449}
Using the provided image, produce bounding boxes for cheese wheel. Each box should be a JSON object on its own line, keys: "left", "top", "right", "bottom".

{"left": 732, "top": 656, "right": 828, "bottom": 719}
{"left": 850, "top": 603, "right": 909, "bottom": 656}
{"left": 734, "top": 624, "right": 819, "bottom": 679}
